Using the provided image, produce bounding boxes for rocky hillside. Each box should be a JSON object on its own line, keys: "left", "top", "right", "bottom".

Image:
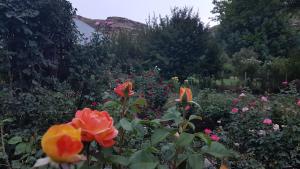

{"left": 75, "top": 15, "right": 146, "bottom": 34}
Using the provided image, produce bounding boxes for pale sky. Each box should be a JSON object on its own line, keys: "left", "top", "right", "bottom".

{"left": 68, "top": 0, "right": 218, "bottom": 26}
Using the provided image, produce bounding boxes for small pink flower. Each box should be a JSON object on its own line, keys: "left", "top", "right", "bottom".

{"left": 249, "top": 101, "right": 256, "bottom": 107}
{"left": 204, "top": 128, "right": 212, "bottom": 135}
{"left": 232, "top": 98, "right": 239, "bottom": 105}
{"left": 210, "top": 134, "right": 220, "bottom": 141}
{"left": 297, "top": 100, "right": 300, "bottom": 107}
{"left": 91, "top": 102, "right": 97, "bottom": 106}
{"left": 261, "top": 96, "right": 268, "bottom": 102}
{"left": 185, "top": 105, "right": 191, "bottom": 111}
{"left": 231, "top": 108, "right": 239, "bottom": 113}
{"left": 263, "top": 118, "right": 272, "bottom": 125}
{"left": 282, "top": 81, "right": 288, "bottom": 86}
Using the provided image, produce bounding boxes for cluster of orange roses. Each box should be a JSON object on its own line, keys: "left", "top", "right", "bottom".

{"left": 41, "top": 81, "right": 135, "bottom": 163}
{"left": 40, "top": 81, "right": 192, "bottom": 164}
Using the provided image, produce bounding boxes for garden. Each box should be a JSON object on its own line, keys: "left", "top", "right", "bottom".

{"left": 0, "top": 0, "right": 299, "bottom": 169}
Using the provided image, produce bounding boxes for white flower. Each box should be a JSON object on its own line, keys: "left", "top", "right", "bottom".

{"left": 239, "top": 93, "right": 246, "bottom": 98}
{"left": 261, "top": 96, "right": 268, "bottom": 102}
{"left": 234, "top": 143, "right": 240, "bottom": 146}
{"left": 273, "top": 124, "right": 280, "bottom": 131}
{"left": 242, "top": 107, "right": 249, "bottom": 112}
{"left": 174, "top": 132, "right": 180, "bottom": 138}
{"left": 217, "top": 120, "right": 221, "bottom": 124}
{"left": 249, "top": 129, "right": 255, "bottom": 133}
{"left": 257, "top": 130, "right": 266, "bottom": 136}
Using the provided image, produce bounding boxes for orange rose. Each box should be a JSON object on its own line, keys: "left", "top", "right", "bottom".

{"left": 179, "top": 87, "right": 192, "bottom": 102}
{"left": 41, "top": 124, "right": 83, "bottom": 163}
{"left": 71, "top": 108, "right": 118, "bottom": 148}
{"left": 114, "top": 81, "right": 134, "bottom": 97}
{"left": 220, "top": 163, "right": 229, "bottom": 169}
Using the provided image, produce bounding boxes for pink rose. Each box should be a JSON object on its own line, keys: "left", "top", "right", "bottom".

{"left": 282, "top": 81, "right": 288, "bottom": 86}
{"left": 231, "top": 108, "right": 239, "bottom": 113}
{"left": 204, "top": 128, "right": 212, "bottom": 135}
{"left": 297, "top": 100, "right": 300, "bottom": 107}
{"left": 263, "top": 118, "right": 272, "bottom": 125}
{"left": 185, "top": 105, "right": 191, "bottom": 111}
{"left": 232, "top": 98, "right": 239, "bottom": 105}
{"left": 210, "top": 134, "right": 220, "bottom": 141}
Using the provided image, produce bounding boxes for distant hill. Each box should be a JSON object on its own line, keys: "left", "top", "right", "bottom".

{"left": 74, "top": 15, "right": 146, "bottom": 35}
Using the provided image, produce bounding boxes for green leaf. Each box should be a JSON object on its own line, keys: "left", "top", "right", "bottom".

{"left": 110, "top": 155, "right": 130, "bottom": 166}
{"left": 120, "top": 118, "right": 133, "bottom": 131}
{"left": 195, "top": 133, "right": 211, "bottom": 145}
{"left": 8, "top": 136, "right": 22, "bottom": 145}
{"left": 102, "top": 101, "right": 119, "bottom": 109}
{"left": 176, "top": 132, "right": 194, "bottom": 147}
{"left": 14, "top": 143, "right": 29, "bottom": 155}
{"left": 187, "top": 122, "right": 195, "bottom": 131}
{"left": 157, "top": 165, "right": 168, "bottom": 169}
{"left": 130, "top": 162, "right": 158, "bottom": 169}
{"left": 134, "top": 98, "right": 147, "bottom": 107}
{"left": 0, "top": 118, "right": 13, "bottom": 125}
{"left": 188, "top": 115, "right": 202, "bottom": 121}
{"left": 161, "top": 107, "right": 182, "bottom": 125}
{"left": 187, "top": 154, "right": 204, "bottom": 169}
{"left": 176, "top": 154, "right": 187, "bottom": 167}
{"left": 201, "top": 142, "right": 238, "bottom": 159}
{"left": 151, "top": 128, "right": 170, "bottom": 145}
{"left": 129, "top": 150, "right": 159, "bottom": 169}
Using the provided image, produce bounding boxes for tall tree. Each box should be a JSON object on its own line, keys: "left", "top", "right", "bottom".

{"left": 142, "top": 8, "right": 222, "bottom": 80}
{"left": 212, "top": 0, "right": 299, "bottom": 60}
{"left": 0, "top": 0, "right": 77, "bottom": 89}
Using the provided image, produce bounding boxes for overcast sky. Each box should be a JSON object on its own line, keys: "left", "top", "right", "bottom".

{"left": 68, "top": 0, "right": 218, "bottom": 26}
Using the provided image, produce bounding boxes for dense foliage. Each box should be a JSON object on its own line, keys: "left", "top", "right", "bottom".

{"left": 212, "top": 0, "right": 300, "bottom": 91}
{"left": 140, "top": 8, "right": 222, "bottom": 80}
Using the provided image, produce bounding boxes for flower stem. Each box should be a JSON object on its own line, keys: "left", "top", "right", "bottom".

{"left": 85, "top": 142, "right": 91, "bottom": 166}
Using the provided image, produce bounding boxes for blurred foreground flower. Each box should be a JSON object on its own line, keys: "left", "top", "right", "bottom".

{"left": 71, "top": 108, "right": 118, "bottom": 147}
{"left": 41, "top": 124, "right": 84, "bottom": 163}
{"left": 297, "top": 100, "right": 300, "bottom": 107}
{"left": 114, "top": 81, "right": 134, "bottom": 97}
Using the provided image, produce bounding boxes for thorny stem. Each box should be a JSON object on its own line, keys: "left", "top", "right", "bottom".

{"left": 1, "top": 125, "right": 12, "bottom": 169}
